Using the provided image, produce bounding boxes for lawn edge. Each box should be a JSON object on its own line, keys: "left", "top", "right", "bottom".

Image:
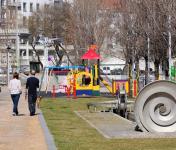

{"left": 38, "top": 109, "right": 58, "bottom": 150}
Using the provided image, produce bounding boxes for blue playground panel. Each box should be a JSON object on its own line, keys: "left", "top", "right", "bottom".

{"left": 45, "top": 66, "right": 85, "bottom": 69}
{"left": 76, "top": 90, "right": 93, "bottom": 96}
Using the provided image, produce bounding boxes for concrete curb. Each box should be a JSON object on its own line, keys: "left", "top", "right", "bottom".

{"left": 38, "top": 110, "right": 57, "bottom": 150}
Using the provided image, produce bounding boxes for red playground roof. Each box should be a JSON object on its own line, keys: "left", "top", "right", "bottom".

{"left": 81, "top": 49, "right": 100, "bottom": 60}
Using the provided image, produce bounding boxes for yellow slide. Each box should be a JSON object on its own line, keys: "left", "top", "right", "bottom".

{"left": 100, "top": 76, "right": 113, "bottom": 93}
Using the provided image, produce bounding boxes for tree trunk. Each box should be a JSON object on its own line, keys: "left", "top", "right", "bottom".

{"left": 144, "top": 56, "right": 148, "bottom": 85}
{"left": 31, "top": 44, "right": 43, "bottom": 70}
{"left": 154, "top": 60, "right": 160, "bottom": 80}
{"left": 135, "top": 58, "right": 140, "bottom": 92}
{"left": 128, "top": 59, "right": 132, "bottom": 97}
{"left": 58, "top": 43, "right": 74, "bottom": 65}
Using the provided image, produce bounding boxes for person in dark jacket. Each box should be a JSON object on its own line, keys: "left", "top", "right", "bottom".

{"left": 25, "top": 70, "right": 39, "bottom": 116}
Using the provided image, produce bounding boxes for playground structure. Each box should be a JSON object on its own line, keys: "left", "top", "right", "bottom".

{"left": 39, "top": 65, "right": 100, "bottom": 96}
{"left": 64, "top": 64, "right": 100, "bottom": 96}
{"left": 39, "top": 46, "right": 137, "bottom": 97}
{"left": 39, "top": 64, "right": 127, "bottom": 97}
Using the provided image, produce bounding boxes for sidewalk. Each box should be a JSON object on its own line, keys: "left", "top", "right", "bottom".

{"left": 0, "top": 86, "right": 54, "bottom": 150}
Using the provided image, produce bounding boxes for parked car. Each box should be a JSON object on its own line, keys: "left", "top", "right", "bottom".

{"left": 102, "top": 66, "right": 111, "bottom": 75}
{"left": 111, "top": 68, "right": 123, "bottom": 75}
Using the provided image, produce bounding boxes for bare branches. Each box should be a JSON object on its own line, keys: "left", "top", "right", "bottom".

{"left": 67, "top": 0, "right": 113, "bottom": 64}
{"left": 30, "top": 41, "right": 44, "bottom": 70}
{"left": 114, "top": 0, "right": 176, "bottom": 79}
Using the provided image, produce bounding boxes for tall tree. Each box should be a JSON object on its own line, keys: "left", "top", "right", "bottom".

{"left": 28, "top": 2, "right": 74, "bottom": 67}
{"left": 66, "top": 0, "right": 113, "bottom": 64}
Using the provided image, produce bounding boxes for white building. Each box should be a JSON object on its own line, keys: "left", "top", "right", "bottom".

{"left": 100, "top": 57, "right": 126, "bottom": 75}
{"left": 0, "top": 0, "right": 63, "bottom": 72}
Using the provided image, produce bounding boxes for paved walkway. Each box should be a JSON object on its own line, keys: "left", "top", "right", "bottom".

{"left": 0, "top": 86, "right": 53, "bottom": 150}
{"left": 76, "top": 111, "right": 176, "bottom": 139}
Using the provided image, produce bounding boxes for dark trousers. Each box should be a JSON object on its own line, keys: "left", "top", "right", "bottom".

{"left": 11, "top": 94, "right": 20, "bottom": 115}
{"left": 28, "top": 94, "right": 37, "bottom": 115}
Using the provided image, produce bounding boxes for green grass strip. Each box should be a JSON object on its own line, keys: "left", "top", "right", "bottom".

{"left": 41, "top": 97, "right": 176, "bottom": 150}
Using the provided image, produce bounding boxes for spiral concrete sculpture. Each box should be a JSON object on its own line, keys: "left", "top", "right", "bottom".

{"left": 134, "top": 80, "right": 176, "bottom": 132}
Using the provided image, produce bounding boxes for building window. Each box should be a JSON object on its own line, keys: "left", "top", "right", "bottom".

{"left": 18, "top": 6, "right": 21, "bottom": 11}
{"left": 54, "top": 0, "right": 62, "bottom": 6}
{"left": 2, "top": 0, "right": 5, "bottom": 7}
{"left": 36, "top": 3, "right": 40, "bottom": 12}
{"left": 30, "top": 3, "right": 33, "bottom": 12}
{"left": 20, "top": 49, "right": 26, "bottom": 56}
{"left": 23, "top": 2, "right": 26, "bottom": 12}
{"left": 29, "top": 50, "right": 33, "bottom": 56}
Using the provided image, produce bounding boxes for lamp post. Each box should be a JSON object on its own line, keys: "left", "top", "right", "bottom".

{"left": 168, "top": 15, "right": 172, "bottom": 79}
{"left": 7, "top": 45, "right": 11, "bottom": 86}
{"left": 14, "top": 1, "right": 20, "bottom": 71}
{"left": 147, "top": 31, "right": 150, "bottom": 83}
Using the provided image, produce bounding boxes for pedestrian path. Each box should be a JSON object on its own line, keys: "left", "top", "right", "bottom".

{"left": 76, "top": 111, "right": 176, "bottom": 139}
{"left": 0, "top": 86, "right": 53, "bottom": 150}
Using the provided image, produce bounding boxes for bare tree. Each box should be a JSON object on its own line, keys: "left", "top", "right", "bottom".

{"left": 66, "top": 0, "right": 113, "bottom": 64}
{"left": 28, "top": 2, "right": 74, "bottom": 67}
{"left": 115, "top": 0, "right": 176, "bottom": 82}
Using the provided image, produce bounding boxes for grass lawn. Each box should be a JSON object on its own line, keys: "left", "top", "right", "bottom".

{"left": 40, "top": 97, "right": 176, "bottom": 150}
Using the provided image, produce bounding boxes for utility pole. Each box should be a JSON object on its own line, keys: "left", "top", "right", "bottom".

{"left": 147, "top": 23, "right": 150, "bottom": 83}
{"left": 15, "top": 1, "right": 20, "bottom": 71}
{"left": 168, "top": 15, "right": 172, "bottom": 79}
{"left": 7, "top": 45, "right": 11, "bottom": 86}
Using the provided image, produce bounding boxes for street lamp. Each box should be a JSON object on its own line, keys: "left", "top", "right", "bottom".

{"left": 15, "top": 2, "right": 20, "bottom": 72}
{"left": 7, "top": 45, "right": 11, "bottom": 86}
{"left": 168, "top": 15, "right": 173, "bottom": 79}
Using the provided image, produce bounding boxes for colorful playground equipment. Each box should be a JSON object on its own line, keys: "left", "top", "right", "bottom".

{"left": 67, "top": 65, "right": 100, "bottom": 96}
{"left": 39, "top": 65, "right": 128, "bottom": 97}
{"left": 39, "top": 46, "right": 138, "bottom": 97}
{"left": 39, "top": 64, "right": 101, "bottom": 97}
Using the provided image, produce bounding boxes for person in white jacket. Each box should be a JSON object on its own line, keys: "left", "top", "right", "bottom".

{"left": 8, "top": 72, "right": 22, "bottom": 116}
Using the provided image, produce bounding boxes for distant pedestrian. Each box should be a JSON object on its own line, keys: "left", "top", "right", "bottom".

{"left": 8, "top": 72, "right": 22, "bottom": 116}
{"left": 25, "top": 70, "right": 39, "bottom": 116}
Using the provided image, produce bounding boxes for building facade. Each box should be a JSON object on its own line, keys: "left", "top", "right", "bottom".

{"left": 0, "top": 0, "right": 63, "bottom": 72}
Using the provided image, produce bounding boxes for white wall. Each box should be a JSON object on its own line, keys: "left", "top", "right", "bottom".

{"left": 20, "top": 0, "right": 54, "bottom": 17}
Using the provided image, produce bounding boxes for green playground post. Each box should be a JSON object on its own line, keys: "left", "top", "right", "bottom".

{"left": 170, "top": 66, "right": 176, "bottom": 81}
